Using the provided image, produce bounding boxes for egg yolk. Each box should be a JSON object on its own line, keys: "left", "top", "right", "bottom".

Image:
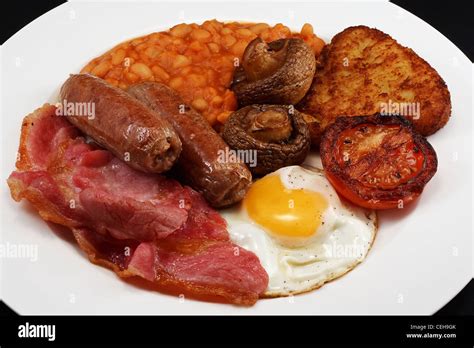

{"left": 244, "top": 174, "right": 328, "bottom": 238}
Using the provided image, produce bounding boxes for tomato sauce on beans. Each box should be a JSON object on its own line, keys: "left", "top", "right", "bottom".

{"left": 81, "top": 20, "right": 325, "bottom": 127}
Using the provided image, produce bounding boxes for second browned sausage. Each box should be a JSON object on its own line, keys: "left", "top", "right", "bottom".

{"left": 59, "top": 74, "right": 182, "bottom": 173}
{"left": 128, "top": 82, "right": 252, "bottom": 208}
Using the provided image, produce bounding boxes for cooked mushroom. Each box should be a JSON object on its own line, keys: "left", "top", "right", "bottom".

{"left": 231, "top": 38, "right": 316, "bottom": 106}
{"left": 222, "top": 105, "right": 311, "bottom": 176}
{"left": 247, "top": 108, "right": 292, "bottom": 143}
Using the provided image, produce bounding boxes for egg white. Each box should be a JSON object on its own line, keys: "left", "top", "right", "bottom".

{"left": 221, "top": 165, "right": 377, "bottom": 297}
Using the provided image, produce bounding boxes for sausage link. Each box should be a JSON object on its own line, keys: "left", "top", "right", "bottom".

{"left": 59, "top": 74, "right": 181, "bottom": 173}
{"left": 128, "top": 82, "right": 252, "bottom": 207}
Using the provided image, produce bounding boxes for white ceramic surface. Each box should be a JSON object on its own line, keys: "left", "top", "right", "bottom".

{"left": 1, "top": 1, "right": 472, "bottom": 314}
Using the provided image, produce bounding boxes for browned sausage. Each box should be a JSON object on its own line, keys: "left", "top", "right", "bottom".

{"left": 59, "top": 74, "right": 181, "bottom": 173}
{"left": 127, "top": 82, "right": 252, "bottom": 208}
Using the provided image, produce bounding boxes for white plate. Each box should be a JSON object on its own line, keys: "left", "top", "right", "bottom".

{"left": 1, "top": 1, "right": 472, "bottom": 315}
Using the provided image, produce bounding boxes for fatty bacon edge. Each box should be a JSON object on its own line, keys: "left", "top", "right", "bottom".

{"left": 7, "top": 104, "right": 268, "bottom": 305}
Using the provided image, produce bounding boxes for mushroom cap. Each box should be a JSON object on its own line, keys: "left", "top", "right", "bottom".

{"left": 222, "top": 105, "right": 311, "bottom": 176}
{"left": 231, "top": 38, "right": 316, "bottom": 106}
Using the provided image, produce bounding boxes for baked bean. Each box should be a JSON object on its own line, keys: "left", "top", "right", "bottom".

{"left": 300, "top": 23, "right": 314, "bottom": 37}
{"left": 173, "top": 55, "right": 191, "bottom": 69}
{"left": 202, "top": 20, "right": 223, "bottom": 34}
{"left": 189, "top": 41, "right": 204, "bottom": 51}
{"left": 206, "top": 86, "right": 218, "bottom": 97}
{"left": 259, "top": 31, "right": 271, "bottom": 41}
{"left": 83, "top": 20, "right": 325, "bottom": 127}
{"left": 128, "top": 51, "right": 139, "bottom": 60}
{"left": 191, "top": 29, "right": 211, "bottom": 42}
{"left": 191, "top": 98, "right": 208, "bottom": 111}
{"left": 249, "top": 23, "right": 269, "bottom": 34}
{"left": 188, "top": 73, "right": 206, "bottom": 87}
{"left": 236, "top": 28, "right": 254, "bottom": 38}
{"left": 207, "top": 111, "right": 218, "bottom": 125}
{"left": 219, "top": 71, "right": 233, "bottom": 85}
{"left": 105, "top": 67, "right": 122, "bottom": 80}
{"left": 125, "top": 71, "right": 139, "bottom": 83}
{"left": 172, "top": 38, "right": 184, "bottom": 46}
{"left": 222, "top": 90, "right": 237, "bottom": 110}
{"left": 148, "top": 33, "right": 162, "bottom": 43}
{"left": 91, "top": 61, "right": 111, "bottom": 78}
{"left": 111, "top": 49, "right": 126, "bottom": 65}
{"left": 151, "top": 65, "right": 170, "bottom": 81}
{"left": 131, "top": 38, "right": 144, "bottom": 46}
{"left": 145, "top": 46, "right": 160, "bottom": 59}
{"left": 217, "top": 57, "right": 234, "bottom": 71}
{"left": 81, "top": 61, "right": 95, "bottom": 73}
{"left": 170, "top": 23, "right": 192, "bottom": 38}
{"left": 105, "top": 77, "right": 119, "bottom": 87}
{"left": 222, "top": 34, "right": 237, "bottom": 48}
{"left": 135, "top": 42, "right": 150, "bottom": 52}
{"left": 131, "top": 63, "right": 153, "bottom": 80}
{"left": 169, "top": 76, "right": 184, "bottom": 89}
{"left": 208, "top": 42, "right": 220, "bottom": 53}
{"left": 231, "top": 41, "right": 248, "bottom": 56}
{"left": 180, "top": 66, "right": 193, "bottom": 75}
{"left": 217, "top": 111, "right": 232, "bottom": 124}
{"left": 210, "top": 95, "right": 223, "bottom": 107}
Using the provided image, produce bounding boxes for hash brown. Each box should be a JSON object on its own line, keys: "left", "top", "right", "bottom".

{"left": 297, "top": 25, "right": 451, "bottom": 145}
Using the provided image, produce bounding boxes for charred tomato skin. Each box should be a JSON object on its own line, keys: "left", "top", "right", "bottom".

{"left": 320, "top": 114, "right": 438, "bottom": 210}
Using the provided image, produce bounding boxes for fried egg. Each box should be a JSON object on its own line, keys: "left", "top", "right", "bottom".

{"left": 221, "top": 165, "right": 377, "bottom": 297}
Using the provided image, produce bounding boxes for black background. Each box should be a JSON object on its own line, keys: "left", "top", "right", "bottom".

{"left": 0, "top": 0, "right": 472, "bottom": 317}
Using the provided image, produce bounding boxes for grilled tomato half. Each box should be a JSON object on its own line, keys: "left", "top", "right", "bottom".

{"left": 320, "top": 114, "right": 438, "bottom": 209}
